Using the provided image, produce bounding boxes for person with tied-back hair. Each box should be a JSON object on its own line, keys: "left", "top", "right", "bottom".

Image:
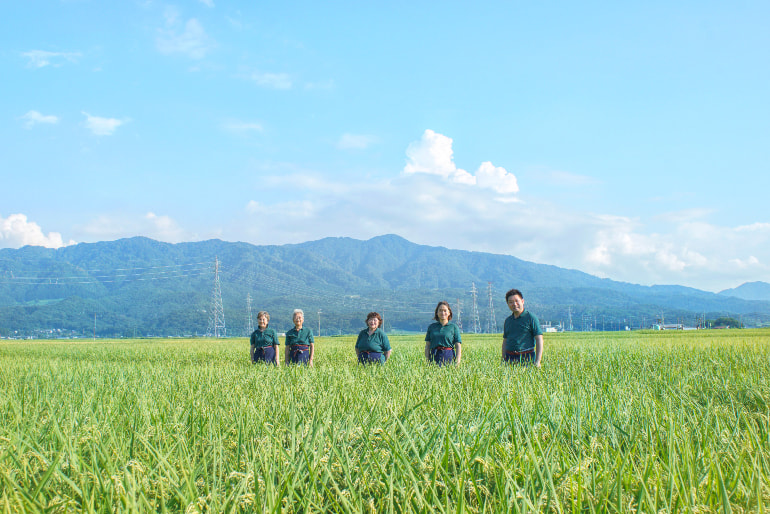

{"left": 285, "top": 309, "right": 315, "bottom": 366}
{"left": 424, "top": 301, "right": 462, "bottom": 366}
{"left": 250, "top": 311, "right": 280, "bottom": 365}
{"left": 502, "top": 288, "right": 543, "bottom": 367}
{"left": 355, "top": 312, "right": 392, "bottom": 364}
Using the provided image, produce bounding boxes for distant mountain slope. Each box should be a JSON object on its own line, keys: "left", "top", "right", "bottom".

{"left": 1, "top": 235, "right": 768, "bottom": 336}
{"left": 719, "top": 281, "right": 770, "bottom": 302}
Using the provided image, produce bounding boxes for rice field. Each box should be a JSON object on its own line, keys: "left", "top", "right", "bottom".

{"left": 1, "top": 329, "right": 769, "bottom": 512}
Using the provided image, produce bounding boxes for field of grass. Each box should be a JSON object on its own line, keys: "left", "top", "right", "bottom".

{"left": 1, "top": 329, "right": 769, "bottom": 512}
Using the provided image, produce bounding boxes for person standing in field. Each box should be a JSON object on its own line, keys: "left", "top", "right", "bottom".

{"left": 355, "top": 312, "right": 392, "bottom": 364}
{"left": 250, "top": 311, "right": 280, "bottom": 365}
{"left": 285, "top": 309, "right": 315, "bottom": 366}
{"left": 424, "top": 301, "right": 462, "bottom": 366}
{"left": 502, "top": 289, "right": 543, "bottom": 367}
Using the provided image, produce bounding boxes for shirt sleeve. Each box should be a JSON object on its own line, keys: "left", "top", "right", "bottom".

{"left": 532, "top": 316, "right": 543, "bottom": 337}
{"left": 454, "top": 324, "right": 462, "bottom": 344}
{"left": 381, "top": 331, "right": 391, "bottom": 351}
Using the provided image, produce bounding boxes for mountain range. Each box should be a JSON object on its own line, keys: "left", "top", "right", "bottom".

{"left": 1, "top": 234, "right": 768, "bottom": 337}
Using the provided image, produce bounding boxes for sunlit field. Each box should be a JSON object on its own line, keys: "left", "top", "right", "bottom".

{"left": 1, "top": 330, "right": 769, "bottom": 512}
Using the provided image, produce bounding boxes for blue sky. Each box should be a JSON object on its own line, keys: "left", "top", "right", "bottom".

{"left": 2, "top": 0, "right": 769, "bottom": 292}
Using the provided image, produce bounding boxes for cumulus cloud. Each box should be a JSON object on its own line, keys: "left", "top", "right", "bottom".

{"left": 22, "top": 50, "right": 81, "bottom": 68}
{"left": 156, "top": 14, "right": 213, "bottom": 59}
{"left": 0, "top": 214, "right": 75, "bottom": 249}
{"left": 337, "top": 133, "right": 378, "bottom": 150}
{"left": 20, "top": 110, "right": 59, "bottom": 128}
{"left": 231, "top": 132, "right": 770, "bottom": 291}
{"left": 404, "top": 129, "right": 519, "bottom": 195}
{"left": 82, "top": 112, "right": 127, "bottom": 136}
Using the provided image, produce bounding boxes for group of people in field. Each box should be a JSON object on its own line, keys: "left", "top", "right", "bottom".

{"left": 249, "top": 288, "right": 544, "bottom": 368}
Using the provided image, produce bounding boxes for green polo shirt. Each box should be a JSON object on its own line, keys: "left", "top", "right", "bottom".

{"left": 285, "top": 326, "right": 315, "bottom": 347}
{"left": 424, "top": 322, "right": 462, "bottom": 350}
{"left": 355, "top": 328, "right": 391, "bottom": 353}
{"left": 250, "top": 328, "right": 279, "bottom": 348}
{"left": 503, "top": 310, "right": 543, "bottom": 353}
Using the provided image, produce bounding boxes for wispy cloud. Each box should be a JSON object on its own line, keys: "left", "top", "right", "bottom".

{"left": 0, "top": 214, "right": 74, "bottom": 249}
{"left": 19, "top": 110, "right": 59, "bottom": 128}
{"left": 156, "top": 11, "right": 214, "bottom": 59}
{"left": 250, "top": 71, "right": 292, "bottom": 90}
{"left": 82, "top": 112, "right": 128, "bottom": 136}
{"left": 78, "top": 212, "right": 195, "bottom": 243}
{"left": 337, "top": 133, "right": 378, "bottom": 150}
{"left": 21, "top": 50, "right": 81, "bottom": 68}
{"left": 222, "top": 119, "right": 264, "bottom": 134}
{"left": 198, "top": 0, "right": 215, "bottom": 7}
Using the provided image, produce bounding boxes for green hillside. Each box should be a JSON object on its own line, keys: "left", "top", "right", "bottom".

{"left": 1, "top": 235, "right": 768, "bottom": 337}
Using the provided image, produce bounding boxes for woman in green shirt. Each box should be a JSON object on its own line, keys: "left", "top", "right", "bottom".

{"left": 285, "top": 309, "right": 315, "bottom": 366}
{"left": 355, "top": 312, "right": 392, "bottom": 364}
{"left": 424, "top": 301, "right": 462, "bottom": 366}
{"left": 250, "top": 311, "right": 279, "bottom": 365}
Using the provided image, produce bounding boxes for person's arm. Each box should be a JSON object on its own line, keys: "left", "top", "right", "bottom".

{"left": 383, "top": 350, "right": 391, "bottom": 362}
{"left": 534, "top": 334, "right": 543, "bottom": 368}
{"left": 501, "top": 338, "right": 506, "bottom": 362}
{"left": 424, "top": 341, "right": 431, "bottom": 362}
{"left": 455, "top": 343, "right": 462, "bottom": 365}
{"left": 309, "top": 343, "right": 314, "bottom": 366}
{"left": 284, "top": 342, "right": 290, "bottom": 364}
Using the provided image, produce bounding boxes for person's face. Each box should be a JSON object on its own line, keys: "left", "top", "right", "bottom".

{"left": 436, "top": 304, "right": 451, "bottom": 323}
{"left": 507, "top": 294, "right": 525, "bottom": 316}
{"left": 257, "top": 314, "right": 268, "bottom": 329}
{"left": 367, "top": 316, "right": 379, "bottom": 330}
{"left": 293, "top": 312, "right": 304, "bottom": 328}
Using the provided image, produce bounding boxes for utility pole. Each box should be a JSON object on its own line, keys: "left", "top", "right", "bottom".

{"left": 456, "top": 298, "right": 463, "bottom": 332}
{"left": 208, "top": 256, "right": 226, "bottom": 338}
{"left": 318, "top": 309, "right": 322, "bottom": 337}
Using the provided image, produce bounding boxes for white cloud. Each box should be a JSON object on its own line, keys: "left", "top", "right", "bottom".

{"left": 20, "top": 110, "right": 59, "bottom": 128}
{"left": 22, "top": 50, "right": 80, "bottom": 68}
{"left": 403, "top": 129, "right": 519, "bottom": 195}
{"left": 82, "top": 112, "right": 127, "bottom": 136}
{"left": 157, "top": 16, "right": 213, "bottom": 59}
{"left": 0, "top": 214, "right": 75, "bottom": 249}
{"left": 199, "top": 0, "right": 215, "bottom": 7}
{"left": 475, "top": 161, "right": 519, "bottom": 194}
{"left": 337, "top": 133, "right": 378, "bottom": 150}
{"left": 229, "top": 132, "right": 770, "bottom": 291}
{"left": 78, "top": 212, "right": 193, "bottom": 243}
{"left": 250, "top": 71, "right": 292, "bottom": 89}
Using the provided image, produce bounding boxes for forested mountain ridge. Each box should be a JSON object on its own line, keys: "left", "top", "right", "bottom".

{"left": 1, "top": 234, "right": 768, "bottom": 337}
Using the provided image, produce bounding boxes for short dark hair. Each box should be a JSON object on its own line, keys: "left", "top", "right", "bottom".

{"left": 366, "top": 312, "right": 383, "bottom": 328}
{"left": 433, "top": 301, "right": 453, "bottom": 321}
{"left": 505, "top": 289, "right": 523, "bottom": 302}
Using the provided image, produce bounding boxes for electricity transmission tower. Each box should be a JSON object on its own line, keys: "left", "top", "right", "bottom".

{"left": 246, "top": 293, "right": 253, "bottom": 335}
{"left": 486, "top": 282, "right": 497, "bottom": 333}
{"left": 207, "top": 256, "right": 226, "bottom": 338}
{"left": 455, "top": 298, "right": 463, "bottom": 332}
{"left": 470, "top": 282, "right": 480, "bottom": 334}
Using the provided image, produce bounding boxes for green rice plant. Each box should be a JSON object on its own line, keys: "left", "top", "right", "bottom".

{"left": 0, "top": 329, "right": 769, "bottom": 512}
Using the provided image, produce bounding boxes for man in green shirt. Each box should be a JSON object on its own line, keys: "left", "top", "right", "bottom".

{"left": 502, "top": 289, "right": 543, "bottom": 367}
